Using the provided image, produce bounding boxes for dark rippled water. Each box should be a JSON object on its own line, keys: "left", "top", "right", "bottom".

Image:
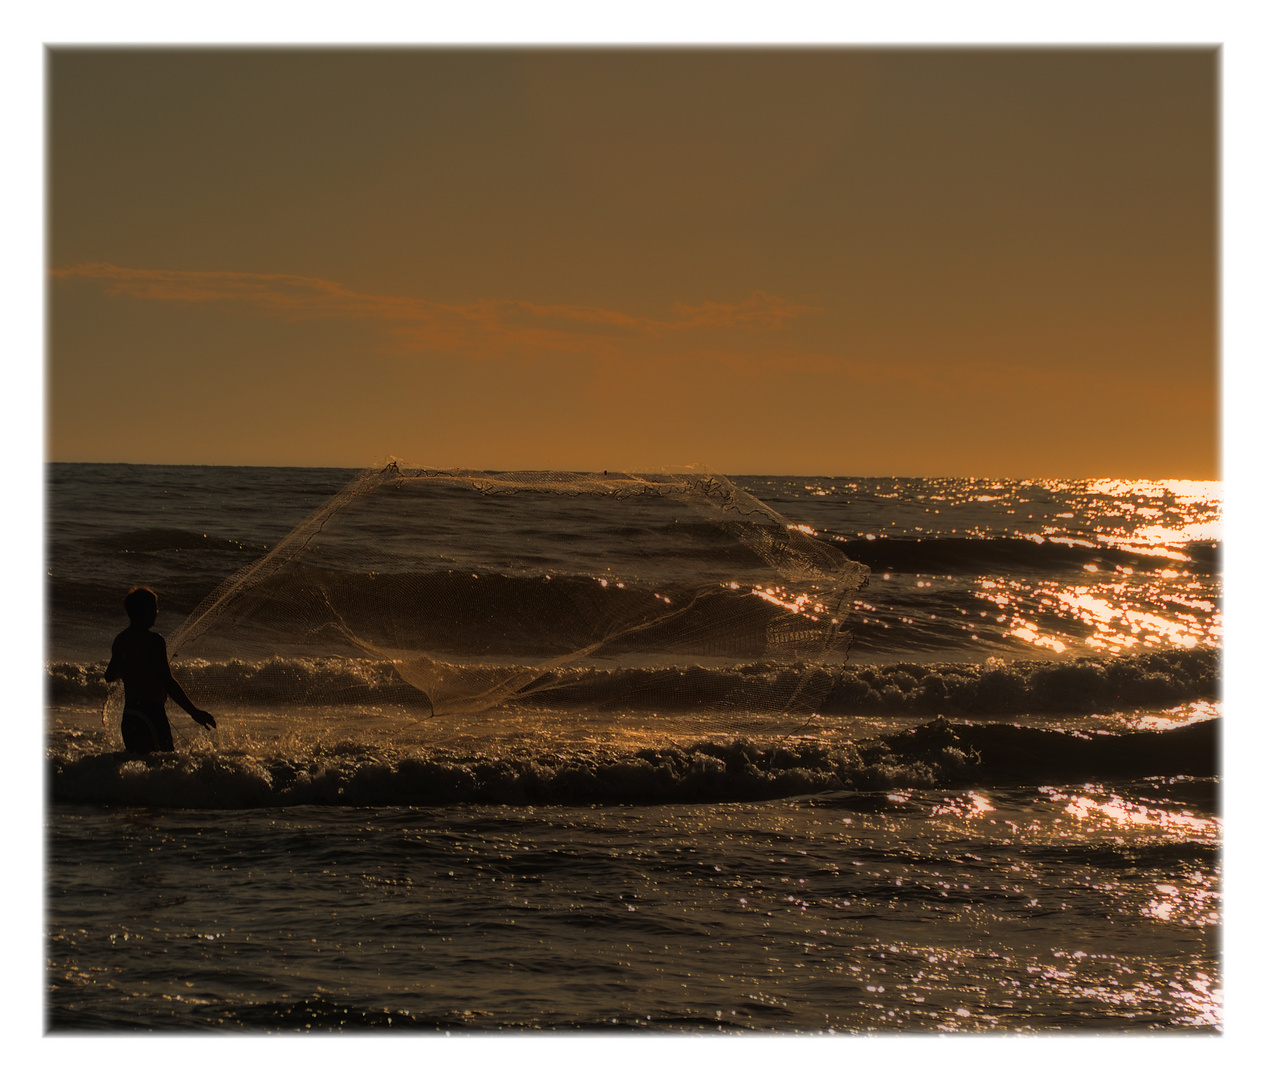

{"left": 45, "top": 465, "right": 1221, "bottom": 1031}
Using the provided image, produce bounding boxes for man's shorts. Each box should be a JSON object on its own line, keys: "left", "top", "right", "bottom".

{"left": 121, "top": 701, "right": 175, "bottom": 753}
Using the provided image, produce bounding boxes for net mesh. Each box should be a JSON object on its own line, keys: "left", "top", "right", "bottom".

{"left": 105, "top": 463, "right": 869, "bottom": 728}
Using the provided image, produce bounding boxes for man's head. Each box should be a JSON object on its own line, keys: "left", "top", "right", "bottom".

{"left": 124, "top": 586, "right": 159, "bottom": 626}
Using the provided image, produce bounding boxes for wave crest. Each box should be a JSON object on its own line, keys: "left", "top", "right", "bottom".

{"left": 48, "top": 646, "right": 1218, "bottom": 718}
{"left": 48, "top": 719, "right": 1219, "bottom": 809}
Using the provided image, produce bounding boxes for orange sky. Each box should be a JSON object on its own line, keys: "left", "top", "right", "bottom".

{"left": 47, "top": 48, "right": 1218, "bottom": 477}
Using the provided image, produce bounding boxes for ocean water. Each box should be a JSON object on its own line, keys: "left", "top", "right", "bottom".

{"left": 44, "top": 463, "right": 1222, "bottom": 1034}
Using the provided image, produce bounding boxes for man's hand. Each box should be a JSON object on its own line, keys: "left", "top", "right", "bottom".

{"left": 191, "top": 709, "right": 216, "bottom": 729}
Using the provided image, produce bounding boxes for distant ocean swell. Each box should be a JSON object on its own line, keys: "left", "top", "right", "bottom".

{"left": 831, "top": 535, "right": 1218, "bottom": 574}
{"left": 48, "top": 719, "right": 1219, "bottom": 810}
{"left": 77, "top": 525, "right": 1219, "bottom": 574}
{"left": 48, "top": 645, "right": 1217, "bottom": 718}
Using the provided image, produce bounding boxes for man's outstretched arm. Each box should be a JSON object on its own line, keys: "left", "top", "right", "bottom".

{"left": 161, "top": 645, "right": 216, "bottom": 728}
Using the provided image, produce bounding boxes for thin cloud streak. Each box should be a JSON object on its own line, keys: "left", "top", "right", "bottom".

{"left": 52, "top": 264, "right": 1192, "bottom": 416}
{"left": 52, "top": 263, "right": 819, "bottom": 361}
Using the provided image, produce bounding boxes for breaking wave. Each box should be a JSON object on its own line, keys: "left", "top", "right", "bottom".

{"left": 48, "top": 646, "right": 1218, "bottom": 718}
{"left": 48, "top": 718, "right": 1219, "bottom": 809}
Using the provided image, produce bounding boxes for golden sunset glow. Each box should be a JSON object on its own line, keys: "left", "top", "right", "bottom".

{"left": 47, "top": 48, "right": 1216, "bottom": 476}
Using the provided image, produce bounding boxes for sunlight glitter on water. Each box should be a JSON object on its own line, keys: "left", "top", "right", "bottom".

{"left": 1084, "top": 478, "right": 1220, "bottom": 504}
{"left": 969, "top": 567, "right": 1218, "bottom": 656}
{"left": 1045, "top": 788, "right": 1219, "bottom": 843}
{"left": 1047, "top": 586, "right": 1207, "bottom": 651}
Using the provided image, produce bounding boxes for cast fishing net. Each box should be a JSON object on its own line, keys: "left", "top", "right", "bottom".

{"left": 104, "top": 463, "right": 868, "bottom": 729}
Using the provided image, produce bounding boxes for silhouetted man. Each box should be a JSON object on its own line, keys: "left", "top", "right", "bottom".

{"left": 105, "top": 586, "right": 215, "bottom": 753}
